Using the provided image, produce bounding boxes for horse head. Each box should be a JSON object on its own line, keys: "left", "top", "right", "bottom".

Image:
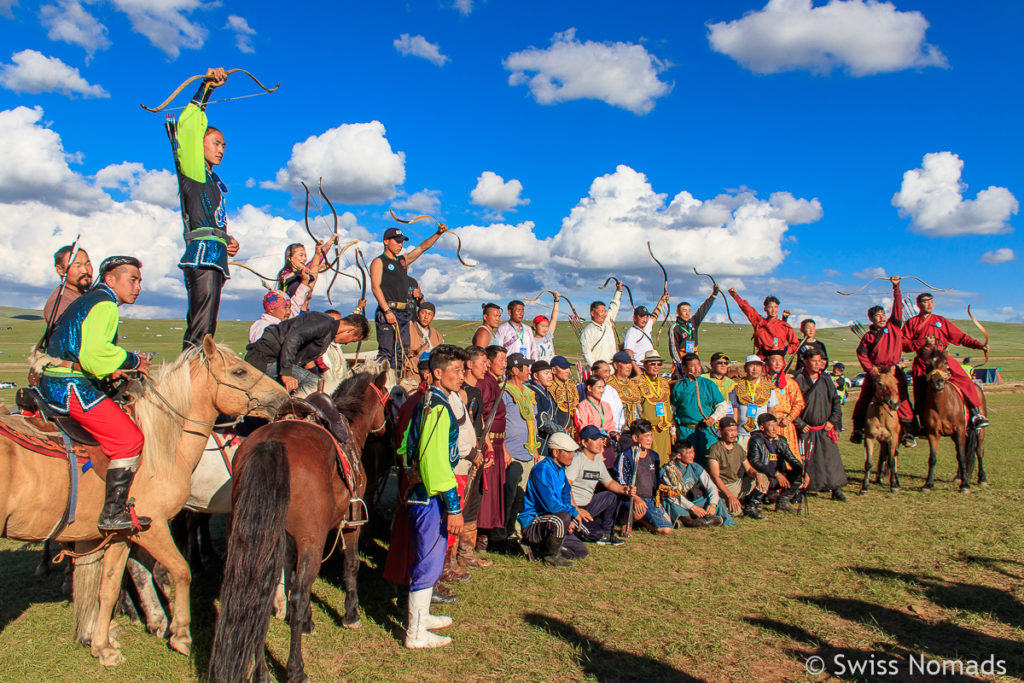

{"left": 198, "top": 335, "right": 289, "bottom": 420}
{"left": 873, "top": 366, "right": 901, "bottom": 410}
{"left": 918, "top": 346, "right": 950, "bottom": 392}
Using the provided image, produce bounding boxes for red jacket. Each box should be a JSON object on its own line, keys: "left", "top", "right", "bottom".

{"left": 731, "top": 292, "right": 798, "bottom": 356}
{"left": 903, "top": 312, "right": 984, "bottom": 374}
{"left": 856, "top": 283, "right": 904, "bottom": 371}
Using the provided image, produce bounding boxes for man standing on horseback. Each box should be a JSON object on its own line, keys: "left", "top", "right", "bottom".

{"left": 904, "top": 293, "right": 990, "bottom": 430}
{"left": 850, "top": 276, "right": 916, "bottom": 447}
{"left": 38, "top": 256, "right": 153, "bottom": 534}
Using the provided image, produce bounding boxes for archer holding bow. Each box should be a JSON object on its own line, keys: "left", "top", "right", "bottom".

{"left": 170, "top": 67, "right": 241, "bottom": 349}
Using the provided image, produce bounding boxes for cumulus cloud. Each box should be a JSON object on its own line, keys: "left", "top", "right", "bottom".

{"left": 503, "top": 28, "right": 671, "bottom": 114}
{"left": 392, "top": 189, "right": 441, "bottom": 214}
{"left": 107, "top": 0, "right": 206, "bottom": 58}
{"left": 469, "top": 171, "right": 529, "bottom": 217}
{"left": 271, "top": 121, "right": 406, "bottom": 204}
{"left": 1, "top": 0, "right": 16, "bottom": 18}
{"left": 853, "top": 266, "right": 886, "bottom": 279}
{"left": 225, "top": 15, "right": 256, "bottom": 54}
{"left": 0, "top": 49, "right": 108, "bottom": 97}
{"left": 452, "top": 0, "right": 473, "bottom": 15}
{"left": 980, "top": 248, "right": 1014, "bottom": 265}
{"left": 94, "top": 161, "right": 179, "bottom": 209}
{"left": 548, "top": 165, "right": 822, "bottom": 277}
{"left": 892, "top": 152, "right": 1018, "bottom": 236}
{"left": 393, "top": 33, "right": 449, "bottom": 66}
{"left": 40, "top": 1, "right": 111, "bottom": 57}
{"left": 707, "top": 0, "right": 948, "bottom": 76}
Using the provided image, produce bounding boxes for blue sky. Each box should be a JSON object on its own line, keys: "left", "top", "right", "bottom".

{"left": 0, "top": 0, "right": 1019, "bottom": 326}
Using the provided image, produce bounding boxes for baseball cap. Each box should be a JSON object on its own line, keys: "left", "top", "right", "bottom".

{"left": 718, "top": 416, "right": 737, "bottom": 430}
{"left": 744, "top": 354, "right": 765, "bottom": 365}
{"left": 550, "top": 356, "right": 572, "bottom": 369}
{"left": 612, "top": 350, "right": 632, "bottom": 364}
{"left": 418, "top": 351, "right": 431, "bottom": 371}
{"left": 634, "top": 305, "right": 650, "bottom": 317}
{"left": 507, "top": 352, "right": 529, "bottom": 369}
{"left": 263, "top": 290, "right": 290, "bottom": 312}
{"left": 710, "top": 352, "right": 730, "bottom": 364}
{"left": 383, "top": 227, "right": 410, "bottom": 242}
{"left": 531, "top": 359, "right": 551, "bottom": 374}
{"left": 532, "top": 315, "right": 549, "bottom": 326}
{"left": 548, "top": 431, "right": 581, "bottom": 452}
{"left": 579, "top": 425, "right": 608, "bottom": 441}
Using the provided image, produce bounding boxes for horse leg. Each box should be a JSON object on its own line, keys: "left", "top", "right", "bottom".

{"left": 954, "top": 432, "right": 970, "bottom": 494}
{"left": 126, "top": 553, "right": 168, "bottom": 637}
{"left": 197, "top": 512, "right": 220, "bottom": 566}
{"left": 36, "top": 540, "right": 52, "bottom": 577}
{"left": 89, "top": 540, "right": 130, "bottom": 666}
{"left": 341, "top": 529, "right": 362, "bottom": 628}
{"left": 286, "top": 544, "right": 321, "bottom": 683}
{"left": 977, "top": 436, "right": 987, "bottom": 485}
{"left": 135, "top": 524, "right": 193, "bottom": 656}
{"left": 860, "top": 441, "right": 873, "bottom": 494}
{"left": 275, "top": 539, "right": 296, "bottom": 621}
{"left": 923, "top": 435, "right": 939, "bottom": 490}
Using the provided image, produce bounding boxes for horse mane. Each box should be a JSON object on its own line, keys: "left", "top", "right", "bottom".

{"left": 332, "top": 372, "right": 374, "bottom": 423}
{"left": 131, "top": 345, "right": 206, "bottom": 474}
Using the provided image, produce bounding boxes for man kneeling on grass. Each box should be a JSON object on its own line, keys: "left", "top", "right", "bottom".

{"left": 659, "top": 440, "right": 736, "bottom": 528}
{"left": 744, "top": 413, "right": 808, "bottom": 520}
{"left": 614, "top": 419, "right": 673, "bottom": 535}
{"left": 518, "top": 431, "right": 590, "bottom": 567}
{"left": 565, "top": 425, "right": 635, "bottom": 546}
{"left": 706, "top": 416, "right": 767, "bottom": 519}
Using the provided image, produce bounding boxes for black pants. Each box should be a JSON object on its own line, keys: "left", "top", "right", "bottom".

{"left": 375, "top": 307, "right": 413, "bottom": 372}
{"left": 183, "top": 267, "right": 225, "bottom": 350}
{"left": 522, "top": 512, "right": 588, "bottom": 559}
{"left": 577, "top": 490, "right": 618, "bottom": 542}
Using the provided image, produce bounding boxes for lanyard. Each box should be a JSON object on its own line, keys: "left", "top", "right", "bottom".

{"left": 586, "top": 398, "right": 605, "bottom": 425}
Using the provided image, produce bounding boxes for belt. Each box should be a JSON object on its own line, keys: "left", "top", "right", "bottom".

{"left": 386, "top": 301, "right": 410, "bottom": 311}
{"left": 680, "top": 422, "right": 699, "bottom": 429}
{"left": 184, "top": 227, "right": 229, "bottom": 242}
{"left": 488, "top": 432, "right": 506, "bottom": 439}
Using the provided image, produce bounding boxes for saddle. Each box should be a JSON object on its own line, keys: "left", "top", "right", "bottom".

{"left": 276, "top": 393, "right": 359, "bottom": 492}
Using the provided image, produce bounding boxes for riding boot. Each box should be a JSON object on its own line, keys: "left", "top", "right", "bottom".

{"left": 899, "top": 420, "right": 917, "bottom": 447}
{"left": 97, "top": 462, "right": 151, "bottom": 534}
{"left": 404, "top": 588, "right": 452, "bottom": 649}
{"left": 431, "top": 580, "right": 457, "bottom": 604}
{"left": 474, "top": 531, "right": 489, "bottom": 553}
{"left": 743, "top": 490, "right": 766, "bottom": 520}
{"left": 457, "top": 522, "right": 493, "bottom": 568}
{"left": 440, "top": 543, "right": 471, "bottom": 584}
{"left": 540, "top": 531, "right": 573, "bottom": 567}
{"left": 831, "top": 488, "right": 848, "bottom": 502}
{"left": 968, "top": 406, "right": 989, "bottom": 430}
{"left": 849, "top": 412, "right": 865, "bottom": 444}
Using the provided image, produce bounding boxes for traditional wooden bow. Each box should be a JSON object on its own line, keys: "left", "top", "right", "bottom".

{"left": 692, "top": 267, "right": 735, "bottom": 323}
{"left": 647, "top": 242, "right": 670, "bottom": 344}
{"left": 354, "top": 248, "right": 368, "bottom": 361}
{"left": 228, "top": 261, "right": 277, "bottom": 290}
{"left": 388, "top": 209, "right": 475, "bottom": 267}
{"left": 526, "top": 290, "right": 584, "bottom": 337}
{"left": 966, "top": 305, "right": 990, "bottom": 366}
{"left": 140, "top": 69, "right": 280, "bottom": 113}
{"left": 300, "top": 179, "right": 358, "bottom": 304}
{"left": 837, "top": 276, "right": 952, "bottom": 296}
{"left": 599, "top": 277, "right": 636, "bottom": 310}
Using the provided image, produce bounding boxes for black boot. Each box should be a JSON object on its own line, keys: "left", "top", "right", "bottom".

{"left": 899, "top": 420, "right": 917, "bottom": 448}
{"left": 831, "top": 488, "right": 847, "bottom": 502}
{"left": 968, "top": 406, "right": 989, "bottom": 430}
{"left": 97, "top": 466, "right": 151, "bottom": 534}
{"left": 743, "top": 491, "right": 766, "bottom": 520}
{"left": 849, "top": 430, "right": 864, "bottom": 445}
{"left": 540, "top": 533, "right": 572, "bottom": 567}
{"left": 776, "top": 496, "right": 798, "bottom": 514}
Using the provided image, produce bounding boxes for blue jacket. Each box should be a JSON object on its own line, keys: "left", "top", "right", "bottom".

{"left": 518, "top": 455, "right": 578, "bottom": 528}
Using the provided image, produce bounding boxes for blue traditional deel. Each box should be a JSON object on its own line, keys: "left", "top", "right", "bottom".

{"left": 39, "top": 284, "right": 140, "bottom": 413}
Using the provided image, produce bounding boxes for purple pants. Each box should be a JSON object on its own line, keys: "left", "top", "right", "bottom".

{"left": 408, "top": 498, "right": 449, "bottom": 591}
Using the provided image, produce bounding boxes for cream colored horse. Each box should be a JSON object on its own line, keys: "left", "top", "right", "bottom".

{"left": 0, "top": 335, "right": 287, "bottom": 666}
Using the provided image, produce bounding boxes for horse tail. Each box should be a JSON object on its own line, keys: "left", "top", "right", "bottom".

{"left": 209, "top": 440, "right": 291, "bottom": 682}
{"left": 71, "top": 539, "right": 106, "bottom": 645}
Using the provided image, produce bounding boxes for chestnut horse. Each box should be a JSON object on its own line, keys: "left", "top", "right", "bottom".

{"left": 0, "top": 336, "right": 287, "bottom": 666}
{"left": 917, "top": 348, "right": 987, "bottom": 493}
{"left": 209, "top": 367, "right": 390, "bottom": 682}
{"left": 859, "top": 367, "right": 901, "bottom": 494}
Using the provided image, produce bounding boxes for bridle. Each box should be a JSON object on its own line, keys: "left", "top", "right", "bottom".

{"left": 367, "top": 380, "right": 390, "bottom": 435}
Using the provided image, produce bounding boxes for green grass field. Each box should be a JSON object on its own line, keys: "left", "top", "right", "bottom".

{"left": 1, "top": 307, "right": 1022, "bottom": 681}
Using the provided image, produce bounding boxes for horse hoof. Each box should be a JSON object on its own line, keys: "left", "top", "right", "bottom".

{"left": 890, "top": 487, "right": 899, "bottom": 494}
{"left": 93, "top": 645, "right": 124, "bottom": 667}
{"left": 858, "top": 489, "right": 868, "bottom": 496}
{"left": 960, "top": 487, "right": 971, "bottom": 495}
{"left": 169, "top": 635, "right": 191, "bottom": 657}
{"left": 342, "top": 617, "right": 362, "bottom": 630}
{"left": 980, "top": 481, "right": 990, "bottom": 487}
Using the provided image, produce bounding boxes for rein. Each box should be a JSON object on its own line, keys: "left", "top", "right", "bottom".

{"left": 367, "top": 381, "right": 390, "bottom": 434}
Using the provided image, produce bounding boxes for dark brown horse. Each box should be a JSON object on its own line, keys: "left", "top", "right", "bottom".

{"left": 859, "top": 366, "right": 901, "bottom": 494}
{"left": 917, "top": 348, "right": 987, "bottom": 493}
{"left": 209, "top": 367, "right": 390, "bottom": 682}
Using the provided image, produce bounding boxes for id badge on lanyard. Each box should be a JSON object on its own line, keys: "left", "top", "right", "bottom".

{"left": 746, "top": 403, "right": 759, "bottom": 418}
{"left": 520, "top": 346, "right": 527, "bottom": 355}
{"left": 685, "top": 341, "right": 695, "bottom": 354}
{"left": 655, "top": 402, "right": 665, "bottom": 417}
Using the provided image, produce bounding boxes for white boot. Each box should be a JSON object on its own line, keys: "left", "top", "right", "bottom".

{"left": 404, "top": 589, "right": 452, "bottom": 649}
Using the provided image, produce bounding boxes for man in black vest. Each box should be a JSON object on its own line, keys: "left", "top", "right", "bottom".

{"left": 370, "top": 225, "right": 448, "bottom": 374}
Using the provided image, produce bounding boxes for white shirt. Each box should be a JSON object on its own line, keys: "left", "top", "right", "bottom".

{"left": 247, "top": 283, "right": 311, "bottom": 343}
{"left": 602, "top": 383, "right": 625, "bottom": 431}
{"left": 622, "top": 319, "right": 655, "bottom": 361}
{"left": 495, "top": 320, "right": 540, "bottom": 361}
{"left": 579, "top": 290, "right": 622, "bottom": 367}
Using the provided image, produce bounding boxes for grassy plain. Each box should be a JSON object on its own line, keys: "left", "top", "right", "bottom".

{"left": 0, "top": 306, "right": 1021, "bottom": 681}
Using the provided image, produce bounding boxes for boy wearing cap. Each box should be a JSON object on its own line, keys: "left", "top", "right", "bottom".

{"left": 519, "top": 431, "right": 590, "bottom": 565}
{"left": 565, "top": 425, "right": 632, "bottom": 545}
{"left": 729, "top": 355, "right": 778, "bottom": 449}
{"left": 370, "top": 223, "right": 448, "bottom": 373}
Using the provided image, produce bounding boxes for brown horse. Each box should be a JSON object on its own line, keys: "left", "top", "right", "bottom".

{"left": 209, "top": 366, "right": 390, "bottom": 682}
{"left": 0, "top": 335, "right": 287, "bottom": 666}
{"left": 859, "top": 366, "right": 901, "bottom": 494}
{"left": 917, "top": 348, "right": 987, "bottom": 493}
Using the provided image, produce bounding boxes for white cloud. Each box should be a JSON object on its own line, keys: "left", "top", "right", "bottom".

{"left": 225, "top": 15, "right": 256, "bottom": 54}
{"left": 392, "top": 189, "right": 441, "bottom": 214}
{"left": 469, "top": 171, "right": 529, "bottom": 216}
{"left": 107, "top": 0, "right": 206, "bottom": 58}
{"left": 707, "top": 0, "right": 948, "bottom": 76}
{"left": 892, "top": 152, "right": 1018, "bottom": 236}
{"left": 503, "top": 28, "right": 671, "bottom": 114}
{"left": 0, "top": 49, "right": 108, "bottom": 97}
{"left": 853, "top": 266, "right": 886, "bottom": 279}
{"left": 452, "top": 0, "right": 473, "bottom": 15}
{"left": 94, "top": 161, "right": 179, "bottom": 209}
{"left": 271, "top": 121, "right": 406, "bottom": 204}
{"left": 40, "top": 1, "right": 110, "bottom": 57}
{"left": 980, "top": 248, "right": 1014, "bottom": 265}
{"left": 393, "top": 33, "right": 449, "bottom": 66}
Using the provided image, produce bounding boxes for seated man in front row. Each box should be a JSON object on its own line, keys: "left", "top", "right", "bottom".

{"left": 744, "top": 413, "right": 807, "bottom": 520}
{"left": 659, "top": 440, "right": 736, "bottom": 528}
{"left": 614, "top": 419, "right": 673, "bottom": 535}
{"left": 565, "top": 425, "right": 635, "bottom": 546}
{"left": 518, "top": 431, "right": 590, "bottom": 567}
{"left": 245, "top": 308, "right": 368, "bottom": 394}
{"left": 706, "top": 416, "right": 767, "bottom": 519}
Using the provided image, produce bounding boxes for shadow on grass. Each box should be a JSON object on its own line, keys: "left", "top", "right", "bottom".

{"left": 962, "top": 554, "right": 1024, "bottom": 580}
{"left": 524, "top": 613, "right": 705, "bottom": 682}
{"left": 0, "top": 545, "right": 68, "bottom": 633}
